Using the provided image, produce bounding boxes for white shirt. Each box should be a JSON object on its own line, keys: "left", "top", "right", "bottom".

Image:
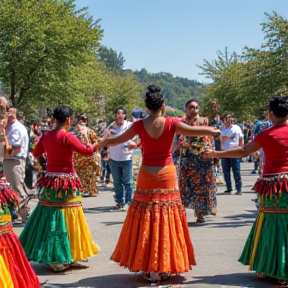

{"left": 106, "top": 120, "right": 134, "bottom": 161}
{"left": 6, "top": 120, "right": 29, "bottom": 159}
{"left": 221, "top": 124, "right": 243, "bottom": 151}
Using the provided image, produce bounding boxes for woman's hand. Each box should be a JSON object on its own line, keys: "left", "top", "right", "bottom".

{"left": 92, "top": 142, "right": 99, "bottom": 152}
{"left": 212, "top": 129, "right": 221, "bottom": 136}
{"left": 204, "top": 149, "right": 219, "bottom": 159}
{"left": 0, "top": 123, "right": 5, "bottom": 135}
{"left": 98, "top": 138, "right": 108, "bottom": 150}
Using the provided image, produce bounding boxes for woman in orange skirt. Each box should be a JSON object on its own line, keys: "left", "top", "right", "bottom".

{"left": 100, "top": 84, "right": 220, "bottom": 284}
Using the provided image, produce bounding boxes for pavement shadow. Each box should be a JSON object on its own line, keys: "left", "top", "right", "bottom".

{"left": 101, "top": 221, "right": 124, "bottom": 226}
{"left": 98, "top": 186, "right": 114, "bottom": 192}
{"left": 216, "top": 191, "right": 255, "bottom": 196}
{"left": 208, "top": 220, "right": 255, "bottom": 228}
{"left": 84, "top": 206, "right": 118, "bottom": 213}
{"left": 187, "top": 272, "right": 275, "bottom": 288}
{"left": 224, "top": 210, "right": 257, "bottom": 220}
{"left": 188, "top": 210, "right": 257, "bottom": 228}
{"left": 188, "top": 220, "right": 254, "bottom": 228}
{"left": 46, "top": 273, "right": 186, "bottom": 288}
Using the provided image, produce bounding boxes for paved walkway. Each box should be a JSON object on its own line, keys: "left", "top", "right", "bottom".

{"left": 13, "top": 162, "right": 277, "bottom": 288}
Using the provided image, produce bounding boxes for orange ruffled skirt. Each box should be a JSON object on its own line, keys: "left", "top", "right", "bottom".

{"left": 111, "top": 164, "right": 196, "bottom": 273}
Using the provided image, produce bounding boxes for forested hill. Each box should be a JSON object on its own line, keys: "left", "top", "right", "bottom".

{"left": 129, "top": 68, "right": 206, "bottom": 110}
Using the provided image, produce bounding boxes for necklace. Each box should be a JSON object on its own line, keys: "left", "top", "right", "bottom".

{"left": 150, "top": 115, "right": 162, "bottom": 128}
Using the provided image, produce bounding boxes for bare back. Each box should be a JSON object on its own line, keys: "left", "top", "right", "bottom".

{"left": 141, "top": 116, "right": 167, "bottom": 174}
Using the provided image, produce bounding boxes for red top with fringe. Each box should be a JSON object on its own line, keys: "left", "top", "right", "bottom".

{"left": 254, "top": 124, "right": 288, "bottom": 175}
{"left": 33, "top": 130, "right": 94, "bottom": 174}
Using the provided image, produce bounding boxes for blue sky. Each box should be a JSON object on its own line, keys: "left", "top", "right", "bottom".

{"left": 75, "top": 0, "right": 288, "bottom": 83}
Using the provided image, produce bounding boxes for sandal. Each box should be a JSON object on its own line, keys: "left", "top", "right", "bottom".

{"left": 196, "top": 214, "right": 205, "bottom": 224}
{"left": 278, "top": 279, "right": 288, "bottom": 286}
{"left": 47, "top": 263, "right": 70, "bottom": 272}
{"left": 69, "top": 261, "right": 89, "bottom": 269}
{"left": 257, "top": 272, "right": 267, "bottom": 279}
{"left": 19, "top": 204, "right": 31, "bottom": 223}
{"left": 160, "top": 273, "right": 171, "bottom": 281}
{"left": 143, "top": 272, "right": 161, "bottom": 284}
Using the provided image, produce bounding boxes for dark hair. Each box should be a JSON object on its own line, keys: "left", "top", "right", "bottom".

{"left": 16, "top": 110, "right": 24, "bottom": 121}
{"left": 269, "top": 96, "right": 288, "bottom": 118}
{"left": 114, "top": 107, "right": 127, "bottom": 120}
{"left": 114, "top": 107, "right": 126, "bottom": 115}
{"left": 53, "top": 105, "right": 73, "bottom": 123}
{"left": 185, "top": 98, "right": 199, "bottom": 109}
{"left": 145, "top": 84, "right": 164, "bottom": 111}
{"left": 79, "top": 113, "right": 88, "bottom": 121}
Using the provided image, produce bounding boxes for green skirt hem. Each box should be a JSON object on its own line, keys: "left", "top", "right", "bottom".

{"left": 19, "top": 203, "right": 73, "bottom": 264}
{"left": 239, "top": 211, "right": 288, "bottom": 281}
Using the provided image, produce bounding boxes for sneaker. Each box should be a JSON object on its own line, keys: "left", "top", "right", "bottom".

{"left": 224, "top": 190, "right": 232, "bottom": 194}
{"left": 251, "top": 170, "right": 258, "bottom": 174}
{"left": 235, "top": 191, "right": 242, "bottom": 195}
{"left": 116, "top": 204, "right": 126, "bottom": 211}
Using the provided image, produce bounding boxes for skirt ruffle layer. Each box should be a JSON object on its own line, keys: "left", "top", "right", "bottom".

{"left": 0, "top": 178, "right": 20, "bottom": 207}
{"left": 112, "top": 189, "right": 196, "bottom": 274}
{"left": 0, "top": 230, "right": 40, "bottom": 288}
{"left": 253, "top": 174, "right": 288, "bottom": 196}
{"left": 19, "top": 201, "right": 99, "bottom": 264}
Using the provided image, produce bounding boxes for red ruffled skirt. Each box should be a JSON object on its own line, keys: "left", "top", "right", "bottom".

{"left": 111, "top": 164, "right": 196, "bottom": 273}
{"left": 0, "top": 203, "right": 39, "bottom": 288}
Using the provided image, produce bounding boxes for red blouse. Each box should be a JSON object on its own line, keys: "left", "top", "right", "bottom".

{"left": 133, "top": 117, "right": 177, "bottom": 166}
{"left": 254, "top": 124, "right": 288, "bottom": 175}
{"left": 33, "top": 130, "right": 94, "bottom": 174}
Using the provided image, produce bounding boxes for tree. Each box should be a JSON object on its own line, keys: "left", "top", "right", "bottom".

{"left": 197, "top": 12, "right": 288, "bottom": 121}
{"left": 97, "top": 46, "right": 125, "bottom": 75}
{"left": 0, "top": 0, "right": 103, "bottom": 109}
{"left": 105, "top": 73, "right": 143, "bottom": 122}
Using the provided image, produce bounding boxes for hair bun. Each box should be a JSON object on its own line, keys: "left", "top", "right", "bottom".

{"left": 147, "top": 84, "right": 161, "bottom": 94}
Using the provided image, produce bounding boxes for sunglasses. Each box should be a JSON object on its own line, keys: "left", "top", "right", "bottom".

{"left": 189, "top": 105, "right": 199, "bottom": 110}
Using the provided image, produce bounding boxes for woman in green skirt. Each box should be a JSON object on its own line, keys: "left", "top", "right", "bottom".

{"left": 19, "top": 106, "right": 100, "bottom": 272}
{"left": 207, "top": 94, "right": 288, "bottom": 285}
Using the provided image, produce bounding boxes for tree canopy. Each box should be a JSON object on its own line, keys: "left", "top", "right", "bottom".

{"left": 0, "top": 0, "right": 103, "bottom": 111}
{"left": 197, "top": 12, "right": 288, "bottom": 122}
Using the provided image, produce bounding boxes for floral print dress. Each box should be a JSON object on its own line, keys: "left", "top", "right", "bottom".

{"left": 175, "top": 120, "right": 217, "bottom": 218}
{"left": 73, "top": 125, "right": 101, "bottom": 196}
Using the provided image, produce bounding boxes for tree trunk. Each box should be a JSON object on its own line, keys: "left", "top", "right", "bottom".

{"left": 10, "top": 70, "right": 16, "bottom": 107}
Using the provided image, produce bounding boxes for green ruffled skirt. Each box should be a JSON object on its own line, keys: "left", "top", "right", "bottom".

{"left": 239, "top": 192, "right": 288, "bottom": 281}
{"left": 19, "top": 187, "right": 99, "bottom": 264}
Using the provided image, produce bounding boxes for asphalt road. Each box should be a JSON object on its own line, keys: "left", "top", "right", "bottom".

{"left": 13, "top": 162, "right": 278, "bottom": 288}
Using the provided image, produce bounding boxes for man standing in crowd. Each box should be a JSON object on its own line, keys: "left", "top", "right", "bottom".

{"left": 4, "top": 108, "right": 29, "bottom": 199}
{"left": 105, "top": 107, "right": 137, "bottom": 210}
{"left": 220, "top": 113, "right": 244, "bottom": 195}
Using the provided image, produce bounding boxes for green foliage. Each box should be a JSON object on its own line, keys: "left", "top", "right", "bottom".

{"left": 197, "top": 12, "right": 288, "bottom": 122}
{"left": 98, "top": 46, "right": 125, "bottom": 75}
{"left": 0, "top": 0, "right": 103, "bottom": 112}
{"left": 132, "top": 68, "right": 204, "bottom": 111}
{"left": 105, "top": 73, "right": 143, "bottom": 123}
